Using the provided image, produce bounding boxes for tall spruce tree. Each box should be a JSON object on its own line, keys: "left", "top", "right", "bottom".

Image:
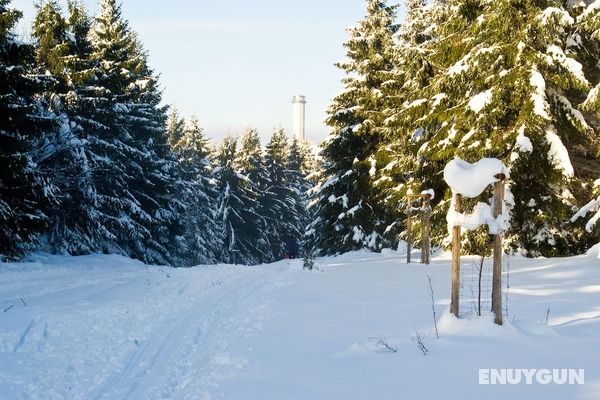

{"left": 173, "top": 116, "right": 221, "bottom": 265}
{"left": 215, "top": 136, "right": 264, "bottom": 265}
{"left": 236, "top": 128, "right": 272, "bottom": 262}
{"left": 568, "top": 1, "right": 600, "bottom": 239}
{"left": 166, "top": 106, "right": 185, "bottom": 149}
{"left": 287, "top": 138, "right": 312, "bottom": 248}
{"left": 307, "top": 0, "right": 399, "bottom": 255}
{"left": 392, "top": 0, "right": 600, "bottom": 256}
{"left": 31, "top": 0, "right": 96, "bottom": 255}
{"left": 61, "top": 0, "right": 182, "bottom": 264}
{"left": 32, "top": 0, "right": 69, "bottom": 80}
{"left": 375, "top": 0, "right": 441, "bottom": 246}
{"left": 263, "top": 129, "right": 305, "bottom": 258}
{"left": 296, "top": 139, "right": 319, "bottom": 183}
{"left": 0, "top": 0, "right": 59, "bottom": 259}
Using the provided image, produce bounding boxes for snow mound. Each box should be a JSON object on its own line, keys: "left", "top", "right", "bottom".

{"left": 443, "top": 158, "right": 509, "bottom": 198}
{"left": 437, "top": 310, "right": 559, "bottom": 339}
{"left": 587, "top": 242, "right": 600, "bottom": 259}
{"left": 511, "top": 320, "right": 560, "bottom": 338}
{"left": 421, "top": 189, "right": 435, "bottom": 199}
{"left": 437, "top": 311, "right": 513, "bottom": 337}
{"left": 396, "top": 240, "right": 408, "bottom": 254}
{"left": 338, "top": 336, "right": 400, "bottom": 357}
{"left": 380, "top": 248, "right": 400, "bottom": 258}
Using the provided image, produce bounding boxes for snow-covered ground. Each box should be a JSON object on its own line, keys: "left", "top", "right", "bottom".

{"left": 1, "top": 246, "right": 599, "bottom": 399}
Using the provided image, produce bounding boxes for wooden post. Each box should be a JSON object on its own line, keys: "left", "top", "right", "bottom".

{"left": 406, "top": 193, "right": 432, "bottom": 265}
{"left": 450, "top": 193, "right": 461, "bottom": 318}
{"left": 421, "top": 196, "right": 431, "bottom": 265}
{"left": 492, "top": 175, "right": 506, "bottom": 325}
{"left": 406, "top": 201, "right": 412, "bottom": 264}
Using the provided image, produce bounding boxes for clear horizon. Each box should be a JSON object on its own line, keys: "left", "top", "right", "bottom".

{"left": 11, "top": 0, "right": 392, "bottom": 144}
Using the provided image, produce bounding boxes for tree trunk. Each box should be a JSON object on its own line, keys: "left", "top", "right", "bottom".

{"left": 421, "top": 196, "right": 431, "bottom": 265}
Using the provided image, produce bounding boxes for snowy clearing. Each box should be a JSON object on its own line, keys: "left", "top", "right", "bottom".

{"left": 1, "top": 248, "right": 599, "bottom": 399}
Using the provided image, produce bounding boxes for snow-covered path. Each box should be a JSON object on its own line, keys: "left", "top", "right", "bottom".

{"left": 0, "top": 255, "right": 291, "bottom": 400}
{"left": 93, "top": 266, "right": 277, "bottom": 400}
{"left": 1, "top": 248, "right": 599, "bottom": 399}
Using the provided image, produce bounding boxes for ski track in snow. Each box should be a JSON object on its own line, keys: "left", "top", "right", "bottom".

{"left": 94, "top": 271, "right": 276, "bottom": 400}
{"left": 0, "top": 256, "right": 293, "bottom": 400}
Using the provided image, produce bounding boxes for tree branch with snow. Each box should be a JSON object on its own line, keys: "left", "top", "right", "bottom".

{"left": 571, "top": 180, "right": 600, "bottom": 233}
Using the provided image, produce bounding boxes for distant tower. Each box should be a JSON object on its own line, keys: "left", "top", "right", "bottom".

{"left": 292, "top": 95, "right": 306, "bottom": 141}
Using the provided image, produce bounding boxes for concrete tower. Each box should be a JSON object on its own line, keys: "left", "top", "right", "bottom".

{"left": 292, "top": 95, "right": 306, "bottom": 141}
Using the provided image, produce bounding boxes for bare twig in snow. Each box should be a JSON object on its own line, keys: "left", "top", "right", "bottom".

{"left": 505, "top": 253, "right": 510, "bottom": 318}
{"left": 369, "top": 335, "right": 398, "bottom": 353}
{"left": 413, "top": 327, "right": 428, "bottom": 356}
{"left": 426, "top": 273, "right": 439, "bottom": 339}
{"left": 476, "top": 256, "right": 484, "bottom": 316}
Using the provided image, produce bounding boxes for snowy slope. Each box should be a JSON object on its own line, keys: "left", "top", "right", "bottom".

{"left": 0, "top": 248, "right": 599, "bottom": 399}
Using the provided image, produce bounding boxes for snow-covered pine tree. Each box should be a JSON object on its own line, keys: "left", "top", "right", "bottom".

{"left": 0, "top": 0, "right": 57, "bottom": 259}
{"left": 166, "top": 106, "right": 185, "bottom": 149}
{"left": 307, "top": 0, "right": 399, "bottom": 255}
{"left": 32, "top": 0, "right": 69, "bottom": 82}
{"left": 394, "top": 0, "right": 600, "bottom": 256}
{"left": 46, "top": 0, "right": 124, "bottom": 256}
{"left": 287, "top": 138, "right": 312, "bottom": 249}
{"left": 121, "top": 39, "right": 184, "bottom": 265}
{"left": 215, "top": 136, "right": 265, "bottom": 265}
{"left": 173, "top": 116, "right": 221, "bottom": 266}
{"left": 373, "top": 0, "right": 440, "bottom": 244}
{"left": 569, "top": 1, "right": 600, "bottom": 240}
{"left": 62, "top": 0, "right": 96, "bottom": 90}
{"left": 52, "top": 0, "right": 95, "bottom": 97}
{"left": 62, "top": 0, "right": 183, "bottom": 264}
{"left": 296, "top": 139, "right": 320, "bottom": 183}
{"left": 263, "top": 129, "right": 304, "bottom": 258}
{"left": 236, "top": 128, "right": 272, "bottom": 262}
{"left": 65, "top": 0, "right": 92, "bottom": 59}
{"left": 31, "top": 0, "right": 96, "bottom": 255}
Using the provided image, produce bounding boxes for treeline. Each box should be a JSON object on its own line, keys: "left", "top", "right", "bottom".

{"left": 5, "top": 0, "right": 600, "bottom": 265}
{"left": 0, "top": 0, "right": 314, "bottom": 266}
{"left": 307, "top": 0, "right": 600, "bottom": 257}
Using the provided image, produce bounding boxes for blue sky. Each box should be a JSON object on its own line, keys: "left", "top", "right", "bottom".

{"left": 12, "top": 0, "right": 391, "bottom": 143}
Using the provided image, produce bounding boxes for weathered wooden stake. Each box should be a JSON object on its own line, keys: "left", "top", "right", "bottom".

{"left": 421, "top": 196, "right": 431, "bottom": 265}
{"left": 406, "top": 202, "right": 412, "bottom": 264}
{"left": 492, "top": 175, "right": 506, "bottom": 325}
{"left": 450, "top": 193, "right": 462, "bottom": 318}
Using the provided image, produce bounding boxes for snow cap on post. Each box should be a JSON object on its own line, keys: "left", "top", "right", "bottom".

{"left": 421, "top": 189, "right": 435, "bottom": 200}
{"left": 443, "top": 158, "right": 509, "bottom": 198}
